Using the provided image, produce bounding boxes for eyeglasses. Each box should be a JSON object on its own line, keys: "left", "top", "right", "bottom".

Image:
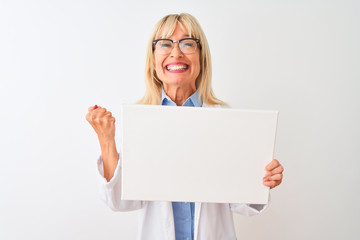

{"left": 152, "top": 38, "right": 200, "bottom": 55}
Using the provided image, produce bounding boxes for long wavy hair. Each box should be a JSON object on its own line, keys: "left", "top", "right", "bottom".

{"left": 137, "top": 13, "right": 225, "bottom": 106}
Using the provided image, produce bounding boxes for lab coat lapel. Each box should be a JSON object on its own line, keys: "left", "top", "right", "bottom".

{"left": 163, "top": 202, "right": 175, "bottom": 240}
{"left": 194, "top": 202, "right": 202, "bottom": 240}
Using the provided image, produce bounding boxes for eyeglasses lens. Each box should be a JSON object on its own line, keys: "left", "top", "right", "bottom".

{"left": 156, "top": 39, "right": 197, "bottom": 54}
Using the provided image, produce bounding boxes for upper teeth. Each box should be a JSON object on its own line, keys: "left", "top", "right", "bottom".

{"left": 166, "top": 65, "right": 188, "bottom": 71}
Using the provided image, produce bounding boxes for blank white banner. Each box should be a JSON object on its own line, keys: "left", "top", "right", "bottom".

{"left": 121, "top": 104, "right": 278, "bottom": 204}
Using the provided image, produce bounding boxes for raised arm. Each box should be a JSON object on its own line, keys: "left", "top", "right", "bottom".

{"left": 86, "top": 105, "right": 144, "bottom": 211}
{"left": 86, "top": 105, "right": 118, "bottom": 182}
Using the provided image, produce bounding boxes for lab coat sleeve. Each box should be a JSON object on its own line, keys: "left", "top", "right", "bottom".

{"left": 229, "top": 193, "right": 270, "bottom": 216}
{"left": 97, "top": 154, "right": 144, "bottom": 212}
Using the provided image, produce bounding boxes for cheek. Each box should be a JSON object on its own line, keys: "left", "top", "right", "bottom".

{"left": 154, "top": 58, "right": 159, "bottom": 71}
{"left": 192, "top": 58, "right": 201, "bottom": 75}
{"left": 154, "top": 55, "right": 166, "bottom": 72}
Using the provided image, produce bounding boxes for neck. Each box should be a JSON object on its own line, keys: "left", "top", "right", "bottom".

{"left": 163, "top": 84, "right": 196, "bottom": 106}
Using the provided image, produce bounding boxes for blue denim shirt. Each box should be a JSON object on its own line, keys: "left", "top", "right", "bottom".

{"left": 161, "top": 88, "right": 202, "bottom": 240}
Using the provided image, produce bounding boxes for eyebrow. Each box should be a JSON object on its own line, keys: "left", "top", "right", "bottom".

{"left": 158, "top": 34, "right": 191, "bottom": 40}
{"left": 167, "top": 34, "right": 190, "bottom": 40}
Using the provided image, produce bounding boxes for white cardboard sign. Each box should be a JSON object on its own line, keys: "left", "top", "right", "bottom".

{"left": 120, "top": 104, "right": 278, "bottom": 204}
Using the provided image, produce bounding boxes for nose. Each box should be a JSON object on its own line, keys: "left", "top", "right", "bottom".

{"left": 170, "top": 42, "right": 183, "bottom": 58}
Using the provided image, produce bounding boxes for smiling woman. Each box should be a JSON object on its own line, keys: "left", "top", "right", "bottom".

{"left": 138, "top": 13, "right": 225, "bottom": 106}
{"left": 85, "top": 13, "right": 284, "bottom": 240}
{"left": 153, "top": 24, "right": 201, "bottom": 105}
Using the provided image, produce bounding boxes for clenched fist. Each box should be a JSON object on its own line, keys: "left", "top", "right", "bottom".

{"left": 86, "top": 105, "right": 119, "bottom": 182}
{"left": 86, "top": 105, "right": 116, "bottom": 141}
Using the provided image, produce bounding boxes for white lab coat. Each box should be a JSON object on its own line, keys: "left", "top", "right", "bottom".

{"left": 97, "top": 103, "right": 269, "bottom": 240}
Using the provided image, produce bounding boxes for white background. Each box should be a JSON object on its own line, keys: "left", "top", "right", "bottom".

{"left": 0, "top": 0, "right": 359, "bottom": 239}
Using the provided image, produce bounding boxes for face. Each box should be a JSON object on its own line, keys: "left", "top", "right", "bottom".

{"left": 154, "top": 24, "right": 201, "bottom": 89}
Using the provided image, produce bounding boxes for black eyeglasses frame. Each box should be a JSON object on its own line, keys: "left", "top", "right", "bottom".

{"left": 152, "top": 38, "right": 201, "bottom": 52}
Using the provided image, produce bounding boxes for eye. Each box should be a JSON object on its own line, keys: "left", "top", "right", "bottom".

{"left": 160, "top": 43, "right": 172, "bottom": 48}
{"left": 157, "top": 40, "right": 173, "bottom": 49}
{"left": 181, "top": 40, "right": 195, "bottom": 48}
{"left": 183, "top": 43, "right": 194, "bottom": 47}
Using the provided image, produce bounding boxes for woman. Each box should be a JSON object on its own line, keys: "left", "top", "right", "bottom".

{"left": 86, "top": 13, "right": 284, "bottom": 240}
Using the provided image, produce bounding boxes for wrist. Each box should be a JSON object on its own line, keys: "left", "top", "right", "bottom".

{"left": 98, "top": 136, "right": 116, "bottom": 152}
{"left": 98, "top": 134, "right": 115, "bottom": 144}
{"left": 99, "top": 138, "right": 118, "bottom": 157}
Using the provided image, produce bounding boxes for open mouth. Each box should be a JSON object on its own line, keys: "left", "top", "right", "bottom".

{"left": 165, "top": 63, "right": 189, "bottom": 72}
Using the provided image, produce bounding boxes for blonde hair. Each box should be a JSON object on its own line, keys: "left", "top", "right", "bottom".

{"left": 137, "top": 13, "right": 226, "bottom": 106}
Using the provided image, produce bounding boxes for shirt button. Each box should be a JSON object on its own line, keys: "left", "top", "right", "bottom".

{"left": 186, "top": 238, "right": 189, "bottom": 240}
{"left": 186, "top": 218, "right": 189, "bottom": 221}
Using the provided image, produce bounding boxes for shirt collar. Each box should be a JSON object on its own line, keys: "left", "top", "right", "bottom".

{"left": 161, "top": 87, "right": 202, "bottom": 107}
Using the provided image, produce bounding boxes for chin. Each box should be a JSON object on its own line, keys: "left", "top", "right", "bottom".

{"left": 164, "top": 78, "right": 190, "bottom": 86}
